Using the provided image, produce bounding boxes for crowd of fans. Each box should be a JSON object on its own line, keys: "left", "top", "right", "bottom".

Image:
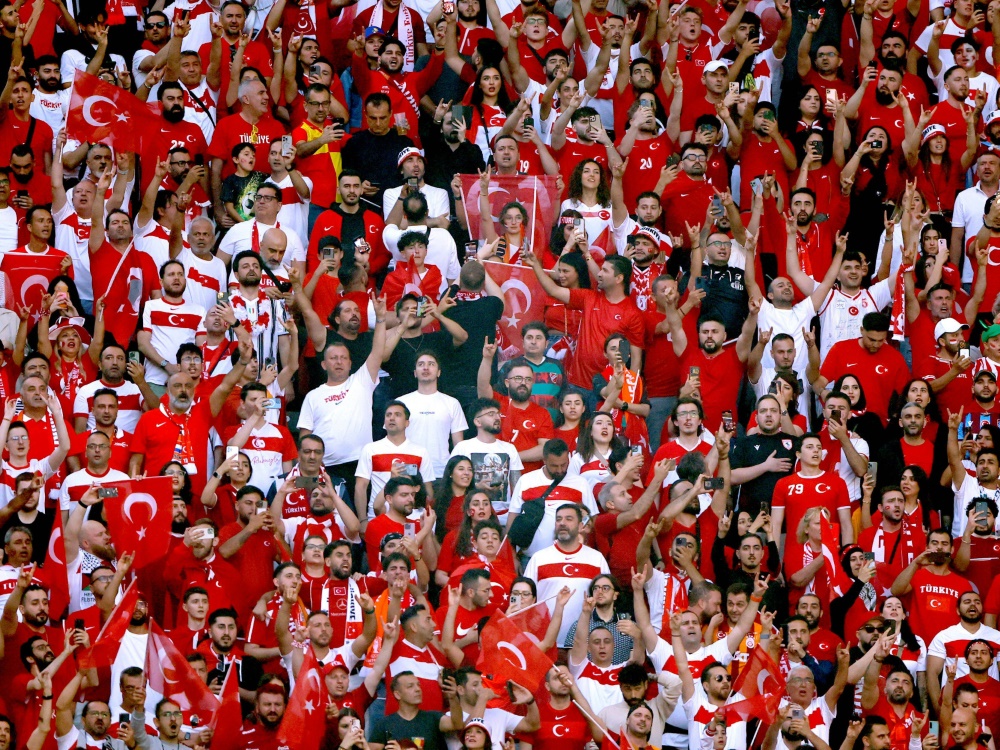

{"left": 5, "top": 0, "right": 1000, "bottom": 747}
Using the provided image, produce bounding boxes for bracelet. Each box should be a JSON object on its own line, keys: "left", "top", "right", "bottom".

{"left": 525, "top": 697, "right": 535, "bottom": 704}
{"left": 760, "top": 633, "right": 770, "bottom": 640}
{"left": 375, "top": 318, "right": 386, "bottom": 324}
{"left": 42, "top": 695, "right": 53, "bottom": 700}
{"left": 414, "top": 555, "right": 422, "bottom": 562}
{"left": 363, "top": 608, "right": 375, "bottom": 615}
{"left": 750, "top": 594, "right": 763, "bottom": 603}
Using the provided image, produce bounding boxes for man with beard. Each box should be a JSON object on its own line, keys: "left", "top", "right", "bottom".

{"left": 598, "top": 662, "right": 678, "bottom": 741}
{"left": 341, "top": 94, "right": 415, "bottom": 207}
{"left": 950, "top": 421, "right": 1000, "bottom": 537}
{"left": 308, "top": 169, "right": 387, "bottom": 274}
{"left": 7, "top": 146, "right": 52, "bottom": 230}
{"left": 27, "top": 56, "right": 68, "bottom": 132}
{"left": 875, "top": 403, "right": 939, "bottom": 494}
{"left": 276, "top": 578, "right": 377, "bottom": 677}
{"left": 313, "top": 540, "right": 366, "bottom": 644}
{"left": 451, "top": 398, "right": 523, "bottom": 515}
{"left": 861, "top": 638, "right": 927, "bottom": 750}
{"left": 658, "top": 143, "right": 718, "bottom": 240}
{"left": 674, "top": 646, "right": 748, "bottom": 750}
{"left": 223, "top": 249, "right": 291, "bottom": 374}
{"left": 176, "top": 215, "right": 225, "bottom": 310}
{"left": 162, "top": 147, "right": 211, "bottom": 228}
{"left": 74, "top": 346, "right": 156, "bottom": 434}
{"left": 858, "top": 486, "right": 923, "bottom": 590}
{"left": 550, "top": 101, "right": 622, "bottom": 188}
{"left": 197, "top": 607, "right": 264, "bottom": 703}
{"left": 478, "top": 351, "right": 553, "bottom": 474}
{"left": 63, "top": 487, "right": 119, "bottom": 615}
{"left": 953, "top": 640, "right": 1000, "bottom": 741}
{"left": 239, "top": 684, "right": 286, "bottom": 749}
{"left": 55, "top": 676, "right": 135, "bottom": 750}
{"left": 131, "top": 350, "right": 251, "bottom": 496}
{"left": 927, "top": 592, "right": 1000, "bottom": 721}
{"left": 133, "top": 10, "right": 174, "bottom": 84}
{"left": 142, "top": 85, "right": 209, "bottom": 191}
{"left": 439, "top": 571, "right": 500, "bottom": 667}
{"left": 166, "top": 520, "right": 246, "bottom": 616}
{"left": 664, "top": 289, "right": 757, "bottom": 433}
{"left": 423, "top": 103, "right": 486, "bottom": 190}
{"left": 137, "top": 260, "right": 207, "bottom": 393}
{"left": 846, "top": 63, "right": 911, "bottom": 151}
{"left": 273, "top": 467, "right": 359, "bottom": 560}
{"left": 923, "top": 316, "right": 982, "bottom": 416}
{"left": 174, "top": 51, "right": 217, "bottom": 143}
{"left": 0, "top": 475, "right": 52, "bottom": 565}
{"left": 784, "top": 188, "right": 852, "bottom": 284}
{"left": 712, "top": 535, "right": 784, "bottom": 618}
{"left": 613, "top": 99, "right": 679, "bottom": 229}
{"left": 796, "top": 593, "right": 844, "bottom": 668}
{"left": 218, "top": 488, "right": 284, "bottom": 609}
{"left": 0, "top": 571, "right": 68, "bottom": 683}
{"left": 364, "top": 476, "right": 437, "bottom": 575}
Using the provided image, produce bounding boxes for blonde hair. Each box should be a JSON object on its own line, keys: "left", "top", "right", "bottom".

{"left": 796, "top": 506, "right": 829, "bottom": 545}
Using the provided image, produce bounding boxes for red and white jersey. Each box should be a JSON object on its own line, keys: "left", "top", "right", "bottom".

{"left": 0, "top": 457, "right": 56, "bottom": 507}
{"left": 975, "top": 357, "right": 1000, "bottom": 380}
{"left": 178, "top": 247, "right": 227, "bottom": 313}
{"left": 524, "top": 542, "right": 610, "bottom": 644}
{"left": 59, "top": 466, "right": 130, "bottom": 512}
{"left": 282, "top": 514, "right": 350, "bottom": 559}
{"left": 559, "top": 199, "right": 614, "bottom": 259}
{"left": 568, "top": 449, "right": 613, "bottom": 502}
{"left": 777, "top": 696, "right": 836, "bottom": 745}
{"left": 52, "top": 202, "right": 93, "bottom": 300}
{"left": 685, "top": 692, "right": 748, "bottom": 750}
{"left": 508, "top": 468, "right": 596, "bottom": 557}
{"left": 927, "top": 622, "right": 1000, "bottom": 683}
{"left": 223, "top": 420, "right": 296, "bottom": 492}
{"left": 569, "top": 657, "right": 626, "bottom": 713}
{"left": 817, "top": 282, "right": 893, "bottom": 358}
{"left": 644, "top": 568, "right": 690, "bottom": 634}
{"left": 73, "top": 378, "right": 144, "bottom": 433}
{"left": 0, "top": 563, "right": 45, "bottom": 613}
{"left": 386, "top": 638, "right": 444, "bottom": 713}
{"left": 355, "top": 437, "right": 435, "bottom": 519}
{"left": 135, "top": 218, "right": 189, "bottom": 271}
{"left": 141, "top": 297, "right": 207, "bottom": 385}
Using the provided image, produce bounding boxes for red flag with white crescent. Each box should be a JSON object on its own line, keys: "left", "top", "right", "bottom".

{"left": 459, "top": 174, "right": 558, "bottom": 252}
{"left": 100, "top": 476, "right": 173, "bottom": 569}
{"left": 78, "top": 579, "right": 138, "bottom": 670}
{"left": 66, "top": 71, "right": 158, "bottom": 152}
{"left": 480, "top": 261, "right": 547, "bottom": 355}
{"left": 476, "top": 610, "right": 553, "bottom": 704}
{"left": 729, "top": 645, "right": 785, "bottom": 723}
{"left": 277, "top": 644, "right": 329, "bottom": 750}
{"left": 0, "top": 251, "right": 64, "bottom": 320}
{"left": 40, "top": 508, "right": 70, "bottom": 620}
{"left": 146, "top": 621, "right": 220, "bottom": 729}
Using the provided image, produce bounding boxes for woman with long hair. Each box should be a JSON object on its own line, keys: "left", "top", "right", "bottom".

{"left": 570, "top": 412, "right": 626, "bottom": 498}
{"left": 842, "top": 126, "right": 906, "bottom": 258}
{"left": 34, "top": 312, "right": 100, "bottom": 409}
{"left": 793, "top": 127, "right": 843, "bottom": 220}
{"left": 829, "top": 544, "right": 880, "bottom": 645}
{"left": 881, "top": 595, "right": 926, "bottom": 684}
{"left": 434, "top": 488, "right": 496, "bottom": 586}
{"left": 554, "top": 387, "right": 588, "bottom": 450}
{"left": 543, "top": 251, "right": 590, "bottom": 363}
{"left": 831, "top": 373, "right": 884, "bottom": 449}
{"left": 549, "top": 209, "right": 586, "bottom": 260}
{"left": 467, "top": 65, "right": 514, "bottom": 160}
{"left": 793, "top": 85, "right": 831, "bottom": 134}
{"left": 560, "top": 159, "right": 614, "bottom": 259}
{"left": 477, "top": 179, "right": 529, "bottom": 264}
{"left": 199, "top": 451, "right": 251, "bottom": 527}
{"left": 432, "top": 456, "right": 475, "bottom": 540}
{"left": 903, "top": 106, "right": 977, "bottom": 214}
{"left": 787, "top": 507, "right": 835, "bottom": 610}
{"left": 331, "top": 707, "right": 365, "bottom": 749}
{"left": 505, "top": 577, "right": 573, "bottom": 656}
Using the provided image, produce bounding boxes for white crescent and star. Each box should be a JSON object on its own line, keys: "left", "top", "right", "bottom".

{"left": 82, "top": 95, "right": 118, "bottom": 127}
{"left": 497, "top": 641, "right": 528, "bottom": 670}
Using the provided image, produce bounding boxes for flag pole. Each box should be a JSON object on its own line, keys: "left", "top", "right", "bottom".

{"left": 571, "top": 699, "right": 638, "bottom": 749}
{"left": 509, "top": 591, "right": 561, "bottom": 615}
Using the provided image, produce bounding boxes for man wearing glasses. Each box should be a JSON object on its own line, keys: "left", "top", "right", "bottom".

{"left": 292, "top": 84, "right": 346, "bottom": 232}
{"left": 659, "top": 143, "right": 717, "bottom": 238}
{"left": 218, "top": 183, "right": 307, "bottom": 280}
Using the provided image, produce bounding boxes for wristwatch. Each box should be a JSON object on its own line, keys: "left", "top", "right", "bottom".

{"left": 159, "top": 359, "right": 168, "bottom": 368}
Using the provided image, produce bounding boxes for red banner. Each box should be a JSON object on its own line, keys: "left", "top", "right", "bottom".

{"left": 66, "top": 71, "right": 158, "bottom": 152}
{"left": 147, "top": 622, "right": 220, "bottom": 730}
{"left": 101, "top": 476, "right": 173, "bottom": 569}
{"left": 79, "top": 579, "right": 138, "bottom": 670}
{"left": 476, "top": 610, "right": 553, "bottom": 698}
{"left": 210, "top": 664, "right": 244, "bottom": 749}
{"left": 41, "top": 508, "right": 69, "bottom": 620}
{"left": 482, "top": 261, "right": 547, "bottom": 356}
{"left": 1, "top": 252, "right": 65, "bottom": 319}
{"left": 459, "top": 174, "right": 558, "bottom": 252}
{"left": 277, "top": 645, "right": 329, "bottom": 750}
{"left": 729, "top": 645, "right": 785, "bottom": 723}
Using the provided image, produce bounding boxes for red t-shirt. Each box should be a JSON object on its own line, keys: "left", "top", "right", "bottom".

{"left": 554, "top": 139, "right": 608, "bottom": 186}
{"left": 738, "top": 132, "right": 792, "bottom": 210}
{"left": 493, "top": 391, "right": 554, "bottom": 473}
{"left": 565, "top": 288, "right": 645, "bottom": 389}
{"left": 619, "top": 133, "right": 677, "bottom": 211}
{"left": 908, "top": 567, "right": 971, "bottom": 642}
{"left": 198, "top": 37, "right": 273, "bottom": 115}
{"left": 660, "top": 173, "right": 717, "bottom": 237}
{"left": 819, "top": 339, "right": 911, "bottom": 423}
{"left": 773, "top": 470, "right": 851, "bottom": 563}
{"left": 921, "top": 355, "right": 973, "bottom": 418}
{"left": 207, "top": 113, "right": 287, "bottom": 181}
{"left": 679, "top": 344, "right": 746, "bottom": 432}
{"left": 0, "top": 114, "right": 53, "bottom": 168}
{"left": 217, "top": 521, "right": 280, "bottom": 607}
{"left": 131, "top": 401, "right": 215, "bottom": 496}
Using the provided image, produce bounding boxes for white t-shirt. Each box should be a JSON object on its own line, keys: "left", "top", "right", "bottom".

{"left": 684, "top": 691, "right": 747, "bottom": 750}
{"left": 73, "top": 378, "right": 145, "bottom": 433}
{"left": 508, "top": 468, "right": 596, "bottom": 556}
{"left": 298, "top": 369, "right": 379, "bottom": 466}
{"left": 0, "top": 206, "right": 17, "bottom": 253}
{"left": 927, "top": 622, "right": 1000, "bottom": 682}
{"left": 141, "top": 298, "right": 208, "bottom": 385}
{"left": 217, "top": 218, "right": 307, "bottom": 268}
{"left": 953, "top": 183, "right": 993, "bottom": 284}
{"left": 450, "top": 436, "right": 524, "bottom": 512}
{"left": 29, "top": 89, "right": 71, "bottom": 133}
{"left": 60, "top": 466, "right": 130, "bottom": 513}
{"left": 272, "top": 172, "right": 313, "bottom": 245}
{"left": 381, "top": 183, "right": 451, "bottom": 220}
{"left": 817, "top": 282, "right": 893, "bottom": 359}
{"left": 757, "top": 297, "right": 816, "bottom": 373}
{"left": 52, "top": 202, "right": 93, "bottom": 300}
{"left": 60, "top": 48, "right": 126, "bottom": 86}
{"left": 356, "top": 436, "right": 436, "bottom": 518}
{"left": 382, "top": 224, "right": 461, "bottom": 293}
{"left": 523, "top": 542, "right": 610, "bottom": 644}
{"left": 397, "top": 389, "right": 468, "bottom": 475}
{"left": 177, "top": 247, "right": 228, "bottom": 313}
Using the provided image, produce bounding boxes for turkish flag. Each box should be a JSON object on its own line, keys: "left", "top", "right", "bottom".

{"left": 40, "top": 507, "right": 70, "bottom": 620}
{"left": 146, "top": 622, "right": 220, "bottom": 729}
{"left": 820, "top": 511, "right": 841, "bottom": 603}
{"left": 508, "top": 600, "right": 558, "bottom": 662}
{"left": 729, "top": 645, "right": 784, "bottom": 723}
{"left": 476, "top": 610, "right": 553, "bottom": 701}
{"left": 480, "top": 261, "right": 547, "bottom": 356}
{"left": 66, "top": 71, "right": 157, "bottom": 152}
{"left": 459, "top": 174, "right": 558, "bottom": 252}
{"left": 78, "top": 579, "right": 138, "bottom": 670}
{"left": 210, "top": 661, "right": 243, "bottom": 747}
{"left": 277, "top": 645, "right": 329, "bottom": 750}
{"left": 101, "top": 476, "right": 173, "bottom": 569}
{"left": 0, "top": 251, "right": 64, "bottom": 318}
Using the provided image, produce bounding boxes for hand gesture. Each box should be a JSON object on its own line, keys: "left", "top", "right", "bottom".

{"left": 482, "top": 335, "right": 498, "bottom": 362}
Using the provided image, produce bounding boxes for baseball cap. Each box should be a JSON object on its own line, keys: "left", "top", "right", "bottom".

{"left": 934, "top": 317, "right": 969, "bottom": 340}
{"left": 703, "top": 60, "right": 729, "bottom": 74}
{"left": 630, "top": 226, "right": 660, "bottom": 243}
{"left": 921, "top": 124, "right": 946, "bottom": 146}
{"left": 986, "top": 109, "right": 1000, "bottom": 129}
{"left": 397, "top": 147, "right": 424, "bottom": 167}
{"left": 983, "top": 323, "right": 1000, "bottom": 344}
{"left": 463, "top": 718, "right": 492, "bottom": 743}
{"left": 976, "top": 369, "right": 997, "bottom": 382}
{"left": 379, "top": 532, "right": 403, "bottom": 551}
{"left": 364, "top": 26, "right": 386, "bottom": 38}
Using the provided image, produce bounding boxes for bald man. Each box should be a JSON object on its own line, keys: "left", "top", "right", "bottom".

{"left": 225, "top": 227, "right": 289, "bottom": 295}
{"left": 178, "top": 216, "right": 228, "bottom": 312}
{"left": 64, "top": 486, "right": 118, "bottom": 611}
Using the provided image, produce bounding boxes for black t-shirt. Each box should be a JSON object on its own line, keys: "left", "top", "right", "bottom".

{"left": 696, "top": 265, "right": 749, "bottom": 341}
{"left": 369, "top": 710, "right": 445, "bottom": 749}
{"left": 0, "top": 510, "right": 53, "bottom": 565}
{"left": 340, "top": 130, "right": 415, "bottom": 206}
{"left": 439, "top": 295, "right": 504, "bottom": 394}
{"left": 318, "top": 330, "right": 374, "bottom": 375}
{"left": 730, "top": 431, "right": 798, "bottom": 512}
{"left": 384, "top": 330, "right": 455, "bottom": 398}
